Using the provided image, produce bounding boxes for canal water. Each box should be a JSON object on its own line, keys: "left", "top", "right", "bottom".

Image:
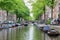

{"left": 0, "top": 24, "right": 42, "bottom": 40}
{"left": 0, "top": 24, "right": 60, "bottom": 40}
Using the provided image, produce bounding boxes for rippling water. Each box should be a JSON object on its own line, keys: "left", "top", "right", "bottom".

{"left": 0, "top": 24, "right": 60, "bottom": 40}
{"left": 0, "top": 24, "right": 42, "bottom": 40}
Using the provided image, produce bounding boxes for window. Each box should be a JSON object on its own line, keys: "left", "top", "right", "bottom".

{"left": 58, "top": 7, "right": 60, "bottom": 18}
{"left": 59, "top": 3, "right": 60, "bottom": 5}
{"left": 59, "top": 7, "right": 60, "bottom": 14}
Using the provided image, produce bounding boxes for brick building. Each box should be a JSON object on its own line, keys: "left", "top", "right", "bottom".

{"left": 41, "top": 0, "right": 60, "bottom": 20}
{"left": 8, "top": 13, "right": 16, "bottom": 22}
{"left": 0, "top": 10, "right": 16, "bottom": 22}
{"left": 0, "top": 10, "right": 7, "bottom": 22}
{"left": 52, "top": 0, "right": 60, "bottom": 19}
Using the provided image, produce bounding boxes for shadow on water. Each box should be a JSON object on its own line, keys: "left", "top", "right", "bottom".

{"left": 1, "top": 24, "right": 60, "bottom": 40}
{"left": 0, "top": 24, "right": 43, "bottom": 40}
{"left": 41, "top": 31, "right": 60, "bottom": 40}
{"left": 0, "top": 25, "right": 42, "bottom": 40}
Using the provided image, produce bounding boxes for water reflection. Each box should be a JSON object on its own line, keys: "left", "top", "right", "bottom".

{"left": 28, "top": 25, "right": 34, "bottom": 40}
{"left": 0, "top": 25, "right": 42, "bottom": 40}
{"left": 0, "top": 30, "right": 3, "bottom": 40}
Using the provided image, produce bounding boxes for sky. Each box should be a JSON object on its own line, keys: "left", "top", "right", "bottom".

{"left": 23, "top": 0, "right": 35, "bottom": 20}
{"left": 23, "top": 0, "right": 36, "bottom": 12}
{"left": 23, "top": 0, "right": 32, "bottom": 12}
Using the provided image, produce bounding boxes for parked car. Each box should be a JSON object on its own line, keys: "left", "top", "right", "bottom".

{"left": 21, "top": 22, "right": 28, "bottom": 26}
{"left": 2, "top": 21, "right": 16, "bottom": 28}
{"left": 57, "top": 18, "right": 60, "bottom": 24}
{"left": 15, "top": 23, "right": 21, "bottom": 26}
{"left": 51, "top": 19, "right": 58, "bottom": 25}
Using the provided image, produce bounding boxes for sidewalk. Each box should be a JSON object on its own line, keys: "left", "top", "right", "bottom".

{"left": 50, "top": 25, "right": 60, "bottom": 28}
{"left": 36, "top": 24, "right": 60, "bottom": 28}
{"left": 35, "top": 23, "right": 60, "bottom": 33}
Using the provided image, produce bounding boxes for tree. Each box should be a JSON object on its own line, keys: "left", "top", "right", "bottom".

{"left": 0, "top": 0, "right": 30, "bottom": 22}
{"left": 0, "top": 0, "right": 17, "bottom": 20}
{"left": 14, "top": 8, "right": 29, "bottom": 22}
{"left": 32, "top": 0, "right": 45, "bottom": 20}
{"left": 14, "top": 0, "right": 30, "bottom": 21}
{"left": 46, "top": 0, "right": 56, "bottom": 19}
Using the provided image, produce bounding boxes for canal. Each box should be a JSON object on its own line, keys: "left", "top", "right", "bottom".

{"left": 0, "top": 24, "right": 42, "bottom": 40}
{"left": 0, "top": 24, "right": 60, "bottom": 40}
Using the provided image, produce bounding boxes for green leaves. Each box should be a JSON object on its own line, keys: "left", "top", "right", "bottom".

{"left": 32, "top": 0, "right": 56, "bottom": 20}
{"left": 32, "top": 0, "right": 45, "bottom": 20}
{"left": 46, "top": 0, "right": 56, "bottom": 8}
{"left": 0, "top": 0, "right": 30, "bottom": 20}
{"left": 0, "top": 0, "right": 16, "bottom": 11}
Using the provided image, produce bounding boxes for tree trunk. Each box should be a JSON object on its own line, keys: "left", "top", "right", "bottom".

{"left": 19, "top": 17, "right": 21, "bottom": 23}
{"left": 6, "top": 10, "right": 8, "bottom": 21}
{"left": 16, "top": 15, "right": 18, "bottom": 22}
{"left": 51, "top": 7, "right": 53, "bottom": 20}
{"left": 44, "top": 11, "right": 45, "bottom": 21}
{"left": 51, "top": 0, "right": 54, "bottom": 20}
{"left": 44, "top": 6, "right": 46, "bottom": 23}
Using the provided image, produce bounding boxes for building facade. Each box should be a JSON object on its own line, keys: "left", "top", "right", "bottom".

{"left": 8, "top": 13, "right": 16, "bottom": 22}
{"left": 0, "top": 10, "right": 16, "bottom": 22}
{"left": 0, "top": 10, "right": 7, "bottom": 22}
{"left": 41, "top": 0, "right": 60, "bottom": 20}
{"left": 53, "top": 0, "right": 60, "bottom": 19}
